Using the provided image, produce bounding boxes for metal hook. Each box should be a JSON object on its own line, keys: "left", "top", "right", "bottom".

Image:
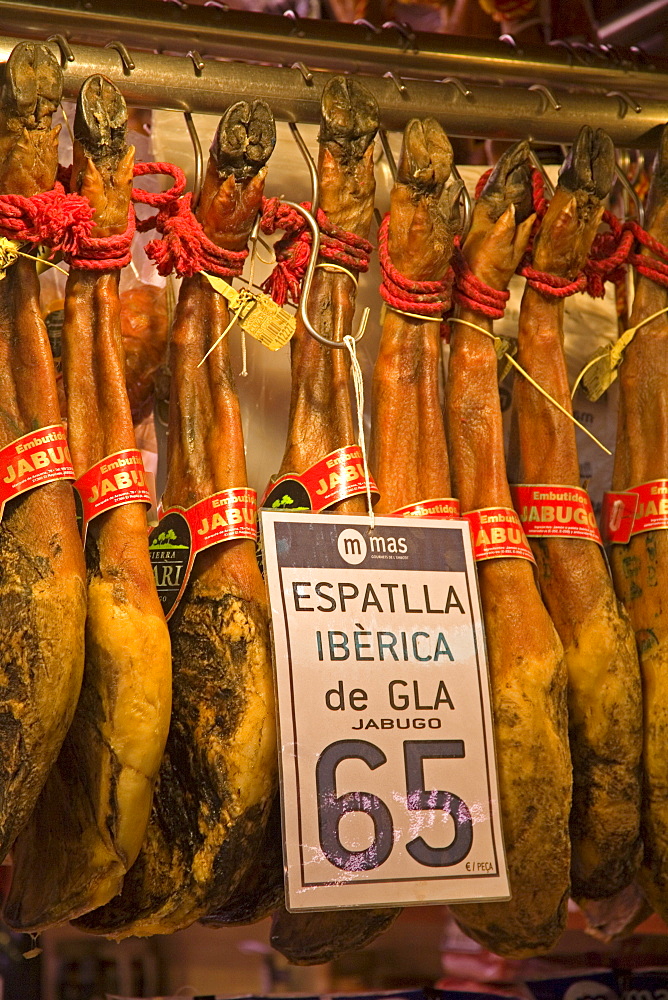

{"left": 283, "top": 9, "right": 298, "bottom": 17}
{"left": 450, "top": 163, "right": 472, "bottom": 240}
{"left": 292, "top": 202, "right": 369, "bottom": 350}
{"left": 569, "top": 41, "right": 597, "bottom": 65}
{"left": 291, "top": 62, "right": 313, "bottom": 85}
{"left": 379, "top": 129, "right": 398, "bottom": 182}
{"left": 440, "top": 77, "right": 472, "bottom": 100}
{"left": 383, "top": 71, "right": 408, "bottom": 97}
{"left": 606, "top": 90, "right": 643, "bottom": 115}
{"left": 203, "top": 0, "right": 229, "bottom": 7}
{"left": 353, "top": 18, "right": 382, "bottom": 32}
{"left": 629, "top": 45, "right": 651, "bottom": 66}
{"left": 528, "top": 147, "right": 555, "bottom": 199}
{"left": 498, "top": 33, "right": 518, "bottom": 47}
{"left": 381, "top": 20, "right": 416, "bottom": 47}
{"left": 614, "top": 161, "right": 645, "bottom": 226}
{"left": 187, "top": 50, "right": 204, "bottom": 74}
{"left": 47, "top": 34, "right": 75, "bottom": 65}
{"left": 163, "top": 0, "right": 188, "bottom": 7}
{"left": 105, "top": 40, "right": 135, "bottom": 73}
{"left": 547, "top": 39, "right": 574, "bottom": 66}
{"left": 288, "top": 121, "right": 319, "bottom": 215}
{"left": 183, "top": 111, "right": 203, "bottom": 212}
{"left": 598, "top": 43, "right": 623, "bottom": 64}
{"left": 529, "top": 83, "right": 562, "bottom": 112}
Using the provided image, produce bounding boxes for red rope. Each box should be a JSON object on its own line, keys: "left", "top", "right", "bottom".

{"left": 625, "top": 219, "right": 668, "bottom": 289}
{"left": 0, "top": 183, "right": 95, "bottom": 254}
{"left": 451, "top": 240, "right": 510, "bottom": 319}
{"left": 260, "top": 197, "right": 373, "bottom": 306}
{"left": 378, "top": 214, "right": 452, "bottom": 320}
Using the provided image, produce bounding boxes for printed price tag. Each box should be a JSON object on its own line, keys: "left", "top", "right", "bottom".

{"left": 511, "top": 484, "right": 601, "bottom": 545}
{"left": 74, "top": 449, "right": 151, "bottom": 540}
{"left": 392, "top": 498, "right": 461, "bottom": 519}
{"left": 602, "top": 479, "right": 668, "bottom": 544}
{"left": 262, "top": 446, "right": 379, "bottom": 513}
{"left": 261, "top": 512, "right": 508, "bottom": 910}
{"left": 0, "top": 424, "right": 74, "bottom": 519}
{"left": 149, "top": 487, "right": 257, "bottom": 619}
{"left": 464, "top": 507, "right": 535, "bottom": 563}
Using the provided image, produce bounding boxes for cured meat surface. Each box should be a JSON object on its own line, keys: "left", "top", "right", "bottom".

{"left": 512, "top": 128, "right": 642, "bottom": 902}
{"left": 609, "top": 124, "right": 668, "bottom": 922}
{"left": 76, "top": 100, "right": 278, "bottom": 938}
{"left": 370, "top": 117, "right": 456, "bottom": 513}
{"left": 446, "top": 144, "right": 572, "bottom": 957}
{"left": 269, "top": 77, "right": 398, "bottom": 964}
{"left": 0, "top": 42, "right": 86, "bottom": 864}
{"left": 5, "top": 76, "right": 172, "bottom": 930}
{"left": 121, "top": 283, "right": 169, "bottom": 424}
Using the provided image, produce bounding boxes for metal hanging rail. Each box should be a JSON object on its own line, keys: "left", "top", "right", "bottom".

{"left": 0, "top": 34, "right": 664, "bottom": 148}
{"left": 2, "top": 0, "right": 668, "bottom": 97}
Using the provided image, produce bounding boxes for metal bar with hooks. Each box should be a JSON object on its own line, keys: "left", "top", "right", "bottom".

{"left": 2, "top": 0, "right": 668, "bottom": 98}
{"left": 1, "top": 35, "right": 666, "bottom": 149}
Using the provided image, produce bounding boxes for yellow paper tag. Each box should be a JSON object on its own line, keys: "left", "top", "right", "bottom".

{"left": 574, "top": 306, "right": 668, "bottom": 402}
{"left": 204, "top": 273, "right": 295, "bottom": 351}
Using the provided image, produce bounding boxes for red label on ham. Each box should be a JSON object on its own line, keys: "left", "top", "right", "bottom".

{"left": 0, "top": 424, "right": 74, "bottom": 518}
{"left": 261, "top": 445, "right": 379, "bottom": 512}
{"left": 602, "top": 479, "right": 668, "bottom": 544}
{"left": 75, "top": 449, "right": 151, "bottom": 537}
{"left": 391, "top": 497, "right": 461, "bottom": 519}
{"left": 464, "top": 506, "right": 536, "bottom": 563}
{"left": 511, "top": 484, "right": 602, "bottom": 545}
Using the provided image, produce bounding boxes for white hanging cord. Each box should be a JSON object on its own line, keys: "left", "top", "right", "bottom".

{"left": 344, "top": 332, "right": 374, "bottom": 529}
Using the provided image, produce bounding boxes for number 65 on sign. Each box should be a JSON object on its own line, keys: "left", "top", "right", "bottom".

{"left": 261, "top": 511, "right": 509, "bottom": 911}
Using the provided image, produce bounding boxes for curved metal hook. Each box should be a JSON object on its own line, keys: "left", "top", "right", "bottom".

{"left": 47, "top": 33, "right": 75, "bottom": 65}
{"left": 529, "top": 83, "right": 562, "bottom": 112}
{"left": 548, "top": 39, "right": 574, "bottom": 66}
{"left": 291, "top": 61, "right": 313, "bottom": 85}
{"left": 288, "top": 121, "right": 319, "bottom": 214}
{"left": 353, "top": 17, "right": 382, "bottom": 32}
{"left": 183, "top": 111, "right": 203, "bottom": 212}
{"left": 528, "top": 146, "right": 555, "bottom": 199}
{"left": 378, "top": 129, "right": 397, "bottom": 181}
{"left": 450, "top": 163, "right": 472, "bottom": 240}
{"left": 187, "top": 49, "right": 205, "bottom": 74}
{"left": 381, "top": 20, "right": 416, "bottom": 47}
{"left": 498, "top": 33, "right": 519, "bottom": 48}
{"left": 383, "top": 71, "right": 408, "bottom": 96}
{"left": 441, "top": 76, "right": 472, "bottom": 99}
{"left": 615, "top": 161, "right": 645, "bottom": 226}
{"left": 289, "top": 202, "right": 368, "bottom": 350}
{"left": 606, "top": 90, "right": 643, "bottom": 114}
{"left": 203, "top": 0, "right": 229, "bottom": 7}
{"left": 105, "top": 40, "right": 135, "bottom": 73}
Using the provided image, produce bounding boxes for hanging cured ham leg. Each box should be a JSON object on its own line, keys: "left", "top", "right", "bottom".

{"left": 446, "top": 144, "right": 572, "bottom": 957}
{"left": 607, "top": 124, "right": 668, "bottom": 922}
{"left": 76, "top": 100, "right": 278, "bottom": 938}
{"left": 512, "top": 128, "right": 642, "bottom": 905}
{"left": 0, "top": 43, "right": 86, "bottom": 863}
{"left": 269, "top": 76, "right": 398, "bottom": 965}
{"left": 370, "top": 117, "right": 456, "bottom": 514}
{"left": 4, "top": 76, "right": 172, "bottom": 931}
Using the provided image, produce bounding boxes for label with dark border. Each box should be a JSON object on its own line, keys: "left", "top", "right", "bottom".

{"left": 149, "top": 487, "right": 257, "bottom": 619}
{"left": 464, "top": 507, "right": 536, "bottom": 563}
{"left": 511, "top": 484, "right": 601, "bottom": 545}
{"left": 75, "top": 449, "right": 151, "bottom": 539}
{"left": 0, "top": 424, "right": 74, "bottom": 519}
{"left": 261, "top": 446, "right": 379, "bottom": 513}
{"left": 602, "top": 479, "right": 668, "bottom": 544}
{"left": 392, "top": 497, "right": 461, "bottom": 519}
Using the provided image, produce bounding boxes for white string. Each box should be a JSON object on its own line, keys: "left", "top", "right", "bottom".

{"left": 344, "top": 333, "right": 374, "bottom": 528}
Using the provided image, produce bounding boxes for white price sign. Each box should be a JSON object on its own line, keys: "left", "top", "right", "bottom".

{"left": 261, "top": 512, "right": 508, "bottom": 911}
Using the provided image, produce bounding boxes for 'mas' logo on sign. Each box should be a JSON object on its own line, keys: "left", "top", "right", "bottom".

{"left": 337, "top": 527, "right": 367, "bottom": 564}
